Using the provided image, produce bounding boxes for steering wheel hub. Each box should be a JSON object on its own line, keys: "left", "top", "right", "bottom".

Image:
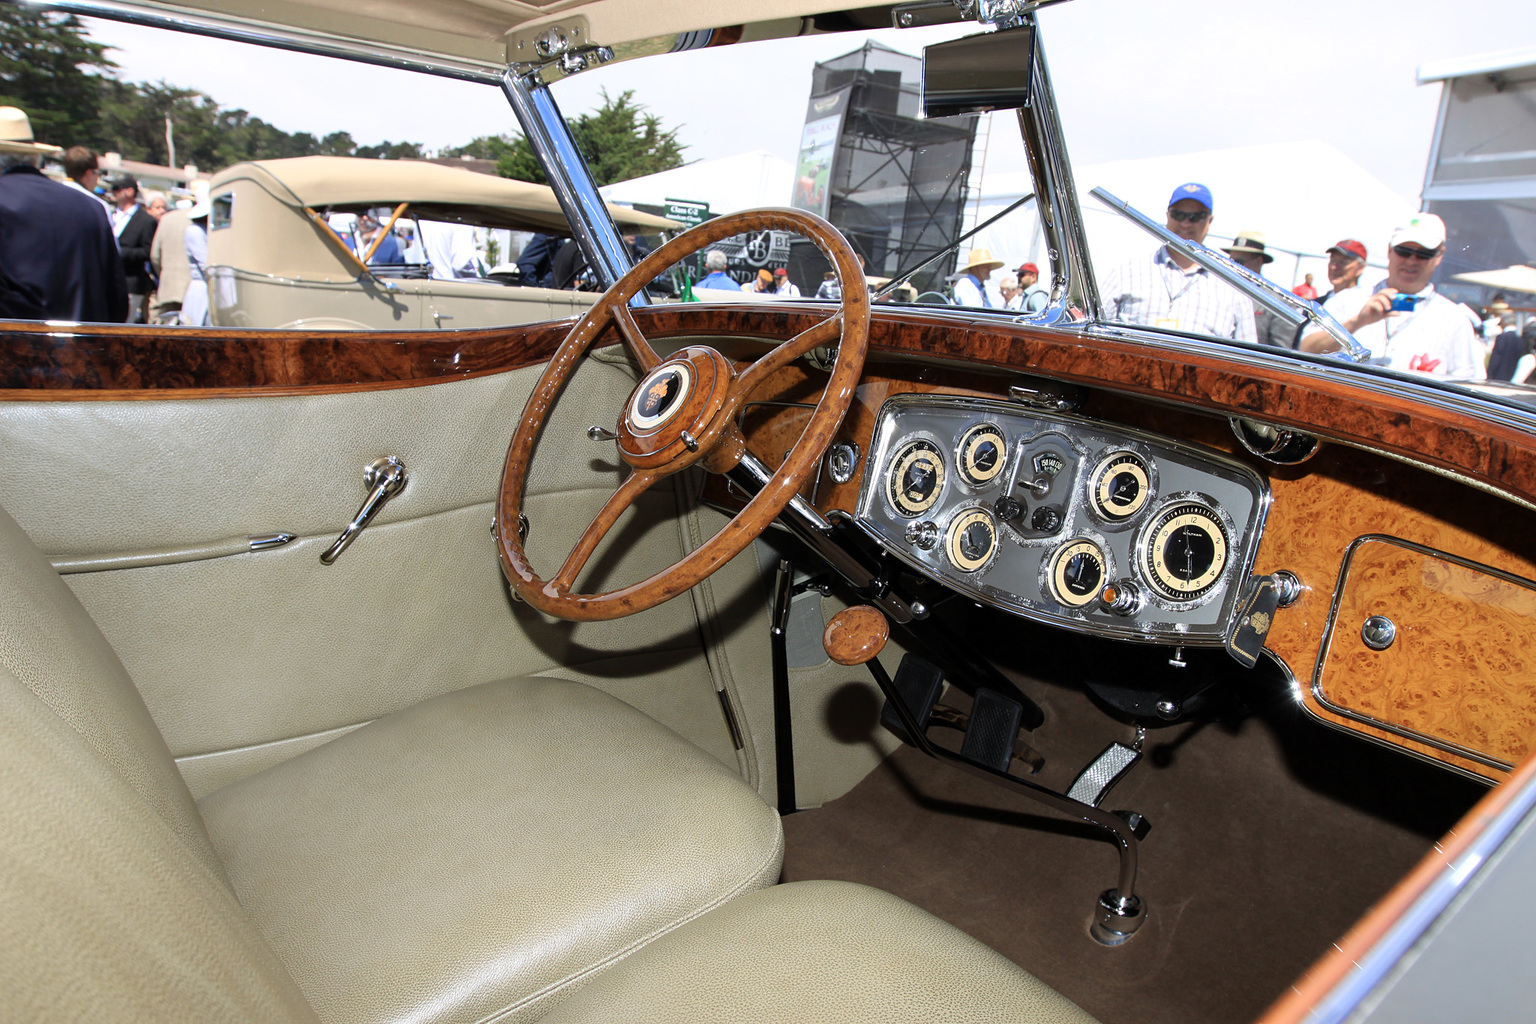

{"left": 617, "top": 346, "right": 736, "bottom": 471}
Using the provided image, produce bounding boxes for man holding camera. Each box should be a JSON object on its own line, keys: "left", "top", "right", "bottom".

{"left": 1300, "top": 213, "right": 1481, "bottom": 379}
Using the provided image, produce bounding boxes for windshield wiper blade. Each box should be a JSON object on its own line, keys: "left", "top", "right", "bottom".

{"left": 1088, "top": 186, "right": 1368, "bottom": 363}
{"left": 872, "top": 191, "right": 1036, "bottom": 301}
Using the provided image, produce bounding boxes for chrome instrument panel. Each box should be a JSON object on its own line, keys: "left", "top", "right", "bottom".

{"left": 856, "top": 396, "right": 1270, "bottom": 645}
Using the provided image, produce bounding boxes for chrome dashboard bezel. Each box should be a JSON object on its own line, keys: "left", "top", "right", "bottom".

{"left": 855, "top": 393, "right": 1272, "bottom": 647}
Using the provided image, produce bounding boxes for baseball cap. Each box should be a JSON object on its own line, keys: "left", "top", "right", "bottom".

{"left": 1017, "top": 262, "right": 1039, "bottom": 276}
{"left": 1388, "top": 213, "right": 1446, "bottom": 252}
{"left": 1168, "top": 182, "right": 1213, "bottom": 212}
{"left": 1326, "top": 239, "right": 1367, "bottom": 262}
{"left": 773, "top": 267, "right": 787, "bottom": 277}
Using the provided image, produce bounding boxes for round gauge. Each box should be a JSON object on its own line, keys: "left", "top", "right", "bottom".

{"left": 1049, "top": 539, "right": 1106, "bottom": 608}
{"left": 1090, "top": 451, "right": 1152, "bottom": 521}
{"left": 945, "top": 508, "right": 996, "bottom": 573}
{"left": 957, "top": 424, "right": 1007, "bottom": 486}
{"left": 887, "top": 439, "right": 946, "bottom": 517}
{"left": 1141, "top": 501, "right": 1229, "bottom": 601}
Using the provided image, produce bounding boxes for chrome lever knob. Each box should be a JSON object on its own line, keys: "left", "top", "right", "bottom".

{"left": 320, "top": 456, "right": 407, "bottom": 565}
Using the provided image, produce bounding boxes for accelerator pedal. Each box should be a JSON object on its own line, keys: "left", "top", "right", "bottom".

{"left": 1067, "top": 741, "right": 1142, "bottom": 808}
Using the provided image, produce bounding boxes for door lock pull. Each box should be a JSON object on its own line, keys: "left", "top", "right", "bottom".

{"left": 320, "top": 456, "right": 407, "bottom": 565}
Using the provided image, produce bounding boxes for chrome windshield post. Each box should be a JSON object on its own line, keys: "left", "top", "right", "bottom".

{"left": 1015, "top": 14, "right": 1097, "bottom": 323}
{"left": 500, "top": 68, "right": 647, "bottom": 306}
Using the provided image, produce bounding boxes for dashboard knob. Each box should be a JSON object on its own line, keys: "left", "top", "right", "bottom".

{"left": 1030, "top": 504, "right": 1062, "bottom": 534}
{"left": 904, "top": 520, "right": 939, "bottom": 550}
{"left": 1100, "top": 580, "right": 1143, "bottom": 616}
{"left": 993, "top": 494, "right": 1023, "bottom": 522}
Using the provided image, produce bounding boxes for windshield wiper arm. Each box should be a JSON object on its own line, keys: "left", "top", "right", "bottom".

{"left": 1088, "top": 187, "right": 1368, "bottom": 363}
{"left": 872, "top": 191, "right": 1036, "bottom": 301}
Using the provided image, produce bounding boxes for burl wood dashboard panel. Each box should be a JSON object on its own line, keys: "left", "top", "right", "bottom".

{"left": 1313, "top": 537, "right": 1536, "bottom": 771}
{"left": 8, "top": 305, "right": 1536, "bottom": 778}
{"left": 736, "top": 363, "right": 1536, "bottom": 782}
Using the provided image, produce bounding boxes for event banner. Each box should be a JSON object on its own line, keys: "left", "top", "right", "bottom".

{"left": 790, "top": 87, "right": 850, "bottom": 218}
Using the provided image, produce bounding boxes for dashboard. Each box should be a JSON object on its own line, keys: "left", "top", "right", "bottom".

{"left": 851, "top": 395, "right": 1270, "bottom": 645}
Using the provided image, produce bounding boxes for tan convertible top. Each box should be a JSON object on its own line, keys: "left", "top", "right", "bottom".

{"left": 79, "top": 0, "right": 871, "bottom": 80}
{"left": 210, "top": 156, "right": 679, "bottom": 232}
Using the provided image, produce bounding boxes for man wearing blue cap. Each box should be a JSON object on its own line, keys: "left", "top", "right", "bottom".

{"left": 1099, "top": 182, "right": 1256, "bottom": 343}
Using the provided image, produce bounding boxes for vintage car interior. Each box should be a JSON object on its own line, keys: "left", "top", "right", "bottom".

{"left": 4, "top": 2, "right": 1535, "bottom": 1023}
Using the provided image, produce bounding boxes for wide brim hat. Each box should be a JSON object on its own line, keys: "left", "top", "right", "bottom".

{"left": 959, "top": 248, "right": 1005, "bottom": 274}
{"left": 1222, "top": 231, "right": 1274, "bottom": 265}
{"left": 0, "top": 106, "right": 62, "bottom": 157}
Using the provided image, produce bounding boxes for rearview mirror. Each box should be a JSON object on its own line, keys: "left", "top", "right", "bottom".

{"left": 920, "top": 25, "right": 1036, "bottom": 119}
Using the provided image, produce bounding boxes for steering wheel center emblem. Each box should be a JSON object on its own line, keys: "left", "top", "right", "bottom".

{"left": 628, "top": 362, "right": 693, "bottom": 430}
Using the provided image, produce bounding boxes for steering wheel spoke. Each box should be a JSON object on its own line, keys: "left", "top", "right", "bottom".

{"left": 609, "top": 301, "right": 661, "bottom": 373}
{"left": 496, "top": 207, "right": 869, "bottom": 621}
{"left": 549, "top": 468, "right": 657, "bottom": 593}
{"left": 734, "top": 312, "right": 844, "bottom": 398}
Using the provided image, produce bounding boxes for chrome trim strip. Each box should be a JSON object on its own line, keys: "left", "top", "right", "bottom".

{"left": 1083, "top": 321, "right": 1536, "bottom": 439}
{"left": 1087, "top": 186, "right": 1369, "bottom": 362}
{"left": 499, "top": 69, "right": 644, "bottom": 305}
{"left": 1308, "top": 533, "right": 1534, "bottom": 772}
{"left": 1305, "top": 767, "right": 1536, "bottom": 1024}
{"left": 16, "top": 0, "right": 505, "bottom": 83}
{"left": 1014, "top": 14, "right": 1096, "bottom": 324}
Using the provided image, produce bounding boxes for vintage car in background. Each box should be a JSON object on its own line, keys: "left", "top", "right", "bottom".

{"left": 3, "top": 2, "right": 1535, "bottom": 1024}
{"left": 203, "top": 155, "right": 677, "bottom": 329}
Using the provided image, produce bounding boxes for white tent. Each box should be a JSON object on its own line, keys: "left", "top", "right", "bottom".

{"left": 600, "top": 150, "right": 795, "bottom": 217}
{"left": 963, "top": 139, "right": 1418, "bottom": 302}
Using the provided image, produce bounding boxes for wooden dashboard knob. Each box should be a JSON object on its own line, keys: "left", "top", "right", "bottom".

{"left": 823, "top": 605, "right": 889, "bottom": 666}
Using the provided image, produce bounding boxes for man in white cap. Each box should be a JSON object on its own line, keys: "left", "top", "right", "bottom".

{"left": 1300, "top": 213, "right": 1481, "bottom": 379}
{"left": 0, "top": 106, "right": 128, "bottom": 322}
{"left": 951, "top": 248, "right": 1003, "bottom": 307}
{"left": 1100, "top": 182, "right": 1256, "bottom": 343}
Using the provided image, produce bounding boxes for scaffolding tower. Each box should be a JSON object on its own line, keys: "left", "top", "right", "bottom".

{"left": 792, "top": 42, "right": 979, "bottom": 296}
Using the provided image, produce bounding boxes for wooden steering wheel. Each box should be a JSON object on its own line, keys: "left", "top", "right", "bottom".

{"left": 495, "top": 209, "right": 870, "bottom": 621}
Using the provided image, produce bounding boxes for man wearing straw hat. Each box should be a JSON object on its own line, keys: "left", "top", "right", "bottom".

{"left": 1100, "top": 182, "right": 1256, "bottom": 343}
{"left": 0, "top": 106, "right": 128, "bottom": 323}
{"left": 952, "top": 248, "right": 1004, "bottom": 307}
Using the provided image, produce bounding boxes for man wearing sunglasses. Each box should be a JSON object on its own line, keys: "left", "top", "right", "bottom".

{"left": 1100, "top": 182, "right": 1256, "bottom": 343}
{"left": 1300, "top": 214, "right": 1481, "bottom": 379}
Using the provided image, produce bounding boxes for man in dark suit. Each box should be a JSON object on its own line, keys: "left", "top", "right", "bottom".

{"left": 0, "top": 107, "right": 128, "bottom": 323}
{"left": 112, "top": 174, "right": 158, "bottom": 322}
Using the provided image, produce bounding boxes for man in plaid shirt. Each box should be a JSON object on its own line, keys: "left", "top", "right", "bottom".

{"left": 1100, "top": 182, "right": 1256, "bottom": 344}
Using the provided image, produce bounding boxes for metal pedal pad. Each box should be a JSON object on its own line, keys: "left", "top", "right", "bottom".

{"left": 1067, "top": 741, "right": 1142, "bottom": 807}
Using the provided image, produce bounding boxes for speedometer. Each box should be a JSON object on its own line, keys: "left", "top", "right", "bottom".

{"left": 887, "top": 439, "right": 945, "bottom": 517}
{"left": 1140, "top": 500, "right": 1229, "bottom": 601}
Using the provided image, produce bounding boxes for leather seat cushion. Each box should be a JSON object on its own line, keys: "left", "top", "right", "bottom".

{"left": 541, "top": 879, "right": 1101, "bottom": 1024}
{"left": 198, "top": 676, "right": 784, "bottom": 1024}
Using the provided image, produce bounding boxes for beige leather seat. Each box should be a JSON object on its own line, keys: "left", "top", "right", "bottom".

{"left": 0, "top": 501, "right": 1094, "bottom": 1023}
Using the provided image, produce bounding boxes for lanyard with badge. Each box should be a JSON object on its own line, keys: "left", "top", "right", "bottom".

{"left": 1154, "top": 250, "right": 1198, "bottom": 330}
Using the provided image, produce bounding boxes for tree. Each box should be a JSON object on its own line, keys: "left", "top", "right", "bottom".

{"left": 496, "top": 90, "right": 684, "bottom": 187}
{"left": 0, "top": 7, "right": 116, "bottom": 146}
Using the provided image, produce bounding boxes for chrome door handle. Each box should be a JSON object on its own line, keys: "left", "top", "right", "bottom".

{"left": 320, "top": 456, "right": 407, "bottom": 565}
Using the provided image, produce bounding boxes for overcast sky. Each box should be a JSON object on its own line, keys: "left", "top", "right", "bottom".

{"left": 84, "top": 0, "right": 1526, "bottom": 202}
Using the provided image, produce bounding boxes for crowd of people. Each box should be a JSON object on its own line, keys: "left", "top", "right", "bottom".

{"left": 3, "top": 102, "right": 1530, "bottom": 383}
{"left": 1092, "top": 181, "right": 1511, "bottom": 382}
{"left": 0, "top": 106, "right": 212, "bottom": 325}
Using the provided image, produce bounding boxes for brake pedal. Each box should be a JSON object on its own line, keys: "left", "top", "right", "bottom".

{"left": 879, "top": 653, "right": 946, "bottom": 744}
{"left": 1067, "top": 741, "right": 1142, "bottom": 808}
